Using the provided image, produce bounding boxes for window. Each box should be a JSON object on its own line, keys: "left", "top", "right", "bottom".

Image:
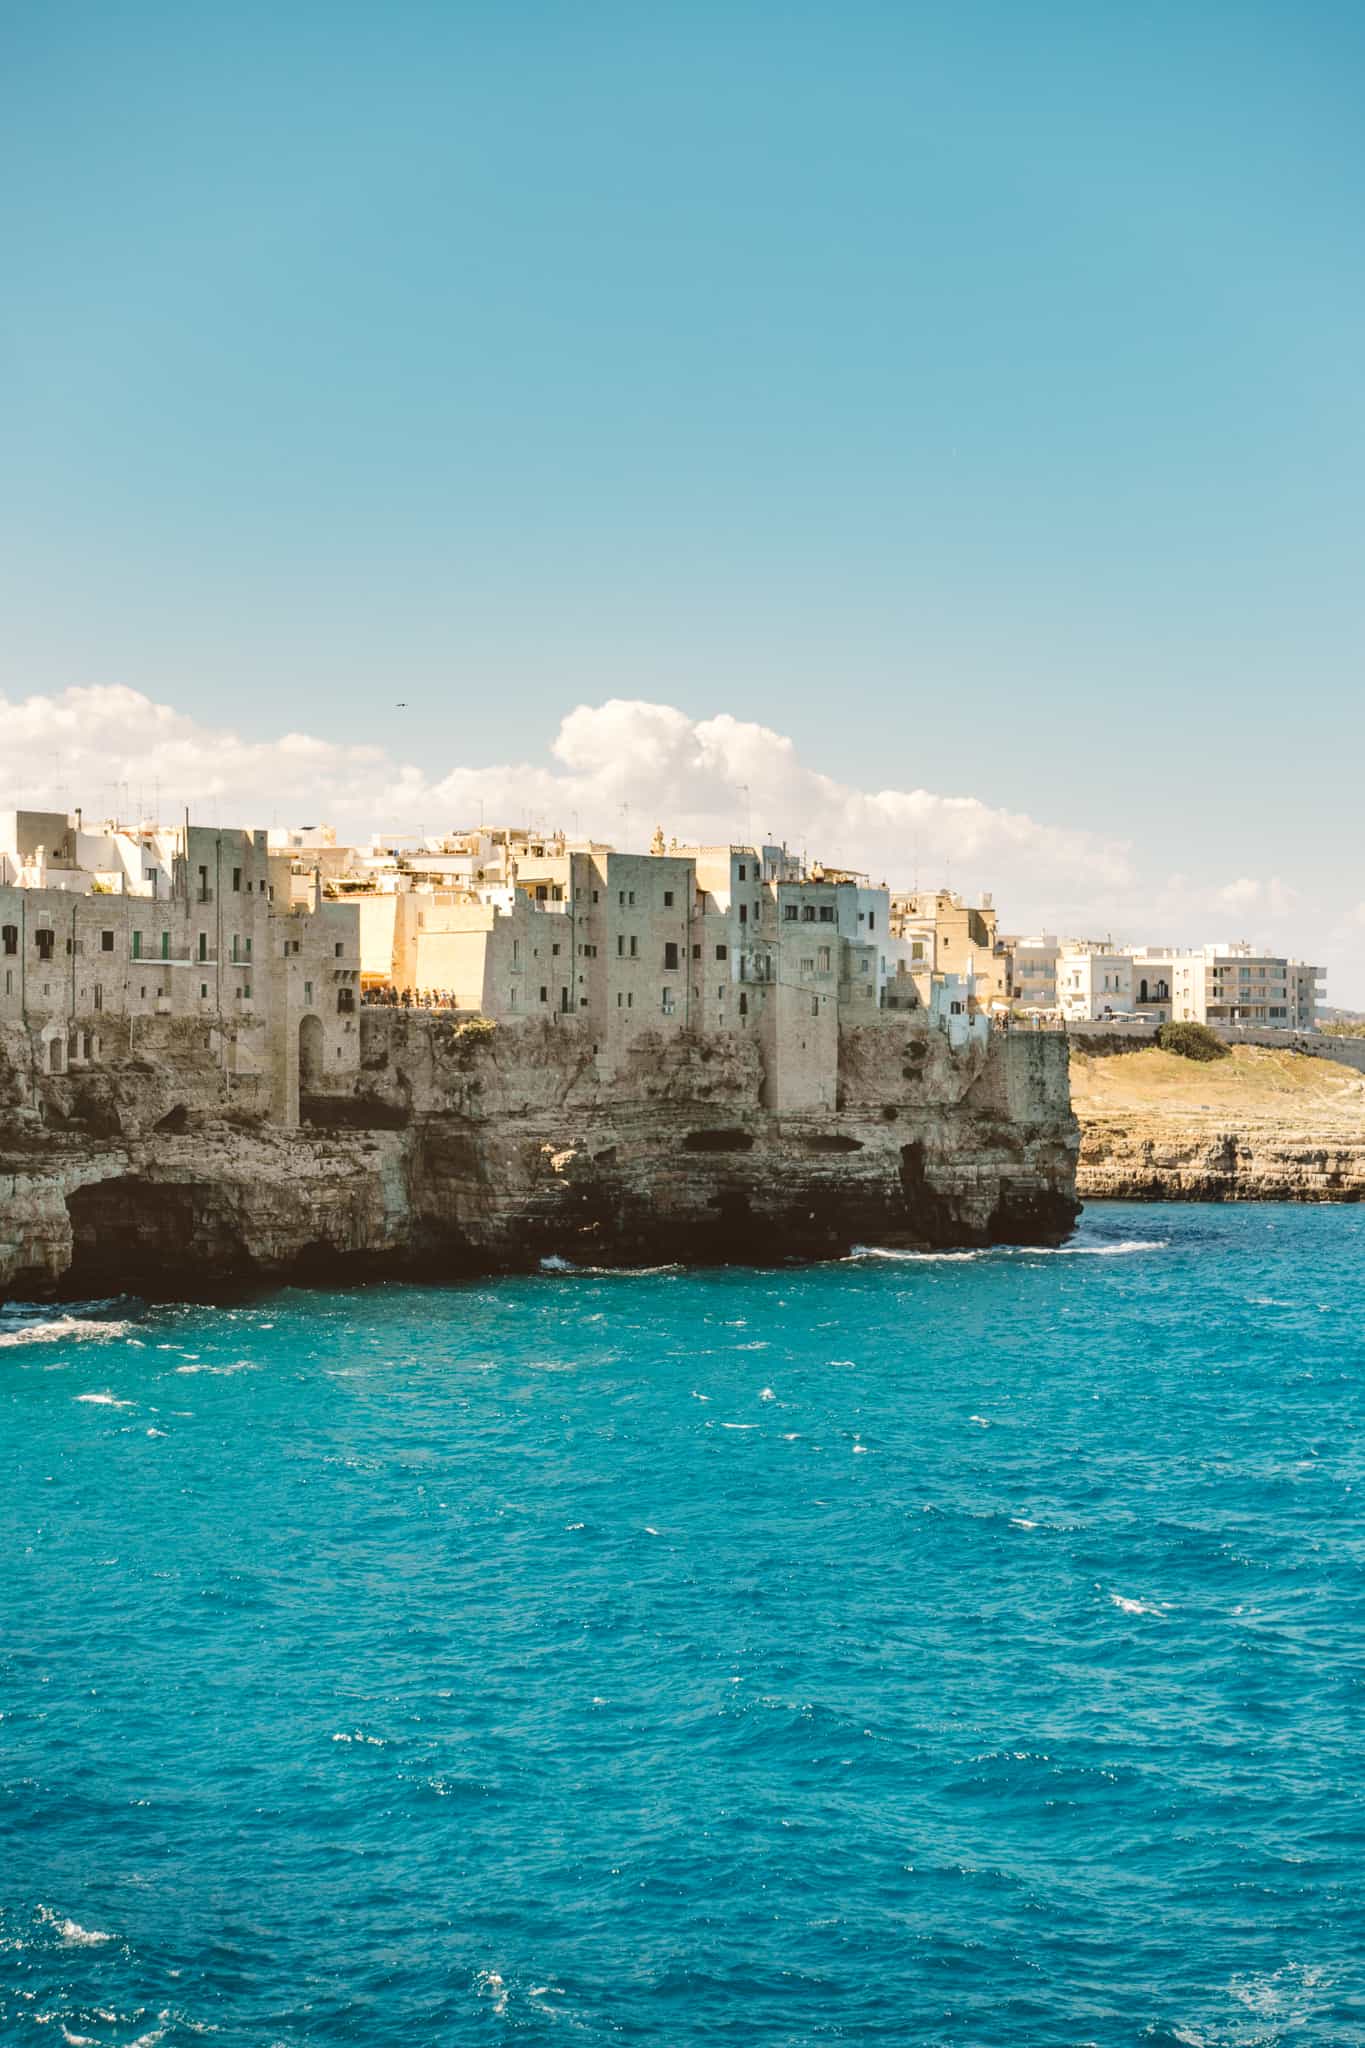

{"left": 94, "top": 984, "right": 103, "bottom": 1010}
{"left": 197, "top": 864, "right": 209, "bottom": 901}
{"left": 692, "top": 943, "right": 701, "bottom": 960}
{"left": 663, "top": 890, "right": 674, "bottom": 907}
{"left": 619, "top": 891, "right": 625, "bottom": 906}
{"left": 232, "top": 867, "right": 241, "bottom": 892}
{"left": 100, "top": 930, "right": 114, "bottom": 953}
{"left": 35, "top": 929, "right": 54, "bottom": 961}
{"left": 661, "top": 989, "right": 675, "bottom": 1016}
{"left": 334, "top": 941, "right": 344, "bottom": 958}
{"left": 800, "top": 956, "right": 814, "bottom": 973}
{"left": 811, "top": 995, "right": 819, "bottom": 1017}
{"left": 540, "top": 986, "right": 548, "bottom": 1003}
{"left": 198, "top": 932, "right": 208, "bottom": 961}
{"left": 802, "top": 906, "right": 816, "bottom": 923}
{"left": 738, "top": 992, "right": 748, "bottom": 1016}
{"left": 664, "top": 942, "right": 679, "bottom": 970}
{"left": 739, "top": 904, "right": 747, "bottom": 924}
{"left": 715, "top": 944, "right": 728, "bottom": 961}
{"left": 784, "top": 905, "right": 798, "bottom": 921}
{"left": 243, "top": 983, "right": 251, "bottom": 999}
{"left": 536, "top": 885, "right": 548, "bottom": 901}
{"left": 304, "top": 981, "right": 313, "bottom": 1006}
{"left": 868, "top": 913, "right": 876, "bottom": 933}
{"left": 617, "top": 935, "right": 625, "bottom": 956}
{"left": 629, "top": 936, "right": 638, "bottom": 958}
{"left": 628, "top": 891, "right": 635, "bottom": 906}
{"left": 552, "top": 943, "right": 561, "bottom": 956}
{"left": 1, "top": 926, "right": 15, "bottom": 956}
{"left": 592, "top": 890, "right": 599, "bottom": 904}
{"left": 627, "top": 991, "right": 633, "bottom": 1008}
{"left": 818, "top": 906, "right": 835, "bottom": 923}
{"left": 161, "top": 931, "right": 170, "bottom": 959}
{"left": 738, "top": 864, "right": 747, "bottom": 881}
{"left": 818, "top": 947, "right": 831, "bottom": 972}
{"left": 200, "top": 982, "right": 209, "bottom": 999}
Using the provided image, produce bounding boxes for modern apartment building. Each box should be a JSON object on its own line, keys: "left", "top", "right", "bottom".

{"left": 1055, "top": 936, "right": 1323, "bottom": 1029}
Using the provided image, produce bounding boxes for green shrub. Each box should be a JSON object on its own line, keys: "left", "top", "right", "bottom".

{"left": 450, "top": 1015, "right": 497, "bottom": 1049}
{"left": 1157, "top": 1020, "right": 1229, "bottom": 1063}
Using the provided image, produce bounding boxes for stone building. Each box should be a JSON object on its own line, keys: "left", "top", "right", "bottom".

{"left": 0, "top": 810, "right": 360, "bottom": 1124}
{"left": 889, "top": 889, "right": 1013, "bottom": 1011}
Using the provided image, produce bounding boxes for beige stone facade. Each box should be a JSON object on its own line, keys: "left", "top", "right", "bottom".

{"left": 0, "top": 811, "right": 360, "bottom": 1125}
{"left": 889, "top": 890, "right": 1013, "bottom": 1010}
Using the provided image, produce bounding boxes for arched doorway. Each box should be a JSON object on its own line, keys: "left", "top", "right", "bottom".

{"left": 299, "top": 1012, "right": 325, "bottom": 1093}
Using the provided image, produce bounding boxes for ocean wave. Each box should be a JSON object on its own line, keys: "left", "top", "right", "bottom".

{"left": 0, "top": 1314, "right": 136, "bottom": 1347}
{"left": 74, "top": 1392, "right": 133, "bottom": 1408}
{"left": 1110, "top": 1592, "right": 1168, "bottom": 1618}
{"left": 35, "top": 1906, "right": 113, "bottom": 1947}
{"left": 539, "top": 1256, "right": 681, "bottom": 1276}
{"left": 845, "top": 1237, "right": 1168, "bottom": 1263}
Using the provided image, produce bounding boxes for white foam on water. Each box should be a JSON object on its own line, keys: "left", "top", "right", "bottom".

{"left": 74, "top": 1393, "right": 132, "bottom": 1408}
{"left": 1110, "top": 1592, "right": 1167, "bottom": 1618}
{"left": 846, "top": 1245, "right": 985, "bottom": 1263}
{"left": 1039, "top": 1238, "right": 1170, "bottom": 1258}
{"left": 845, "top": 1237, "right": 1168, "bottom": 1263}
{"left": 539, "top": 1256, "right": 680, "bottom": 1276}
{"left": 1010, "top": 1517, "right": 1038, "bottom": 1530}
{"left": 36, "top": 1907, "right": 112, "bottom": 1947}
{"left": 62, "top": 2029, "right": 96, "bottom": 2046}
{"left": 331, "top": 1730, "right": 386, "bottom": 1747}
{"left": 476, "top": 1970, "right": 509, "bottom": 2018}
{"left": 758, "top": 1387, "right": 776, "bottom": 1401}
{"left": 0, "top": 1315, "right": 135, "bottom": 1348}
{"left": 721, "top": 1422, "right": 756, "bottom": 1430}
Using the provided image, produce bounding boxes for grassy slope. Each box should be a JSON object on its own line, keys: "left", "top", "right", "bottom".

{"left": 1070, "top": 1045, "right": 1365, "bottom": 1131}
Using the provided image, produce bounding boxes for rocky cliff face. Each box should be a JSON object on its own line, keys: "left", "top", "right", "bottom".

{"left": 0, "top": 1012, "right": 1079, "bottom": 1299}
{"left": 1079, "top": 1119, "right": 1365, "bottom": 1201}
{"left": 1072, "top": 1044, "right": 1365, "bottom": 1202}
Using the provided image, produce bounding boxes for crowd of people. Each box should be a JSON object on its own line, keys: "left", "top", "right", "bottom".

{"left": 361, "top": 985, "right": 464, "bottom": 1012}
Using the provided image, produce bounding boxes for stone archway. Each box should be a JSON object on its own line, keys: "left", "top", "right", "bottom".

{"left": 299, "top": 1012, "right": 325, "bottom": 1094}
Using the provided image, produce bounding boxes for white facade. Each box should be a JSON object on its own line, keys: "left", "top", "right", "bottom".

{"left": 1055, "top": 936, "right": 1323, "bottom": 1031}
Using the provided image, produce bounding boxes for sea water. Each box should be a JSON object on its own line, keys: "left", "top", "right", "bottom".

{"left": 1, "top": 1202, "right": 1362, "bottom": 2047}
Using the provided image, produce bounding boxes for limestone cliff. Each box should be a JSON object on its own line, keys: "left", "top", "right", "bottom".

{"left": 1072, "top": 1044, "right": 1365, "bottom": 1202}
{"left": 0, "top": 1012, "right": 1078, "bottom": 1298}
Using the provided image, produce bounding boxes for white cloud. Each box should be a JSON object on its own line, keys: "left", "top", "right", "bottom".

{"left": 2, "top": 683, "right": 1361, "bottom": 1002}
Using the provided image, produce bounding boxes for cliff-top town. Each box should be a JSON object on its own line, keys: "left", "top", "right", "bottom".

{"left": 0, "top": 805, "right": 1325, "bottom": 1127}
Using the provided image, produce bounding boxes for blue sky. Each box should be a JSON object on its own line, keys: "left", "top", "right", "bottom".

{"left": 3, "top": 3, "right": 1363, "bottom": 989}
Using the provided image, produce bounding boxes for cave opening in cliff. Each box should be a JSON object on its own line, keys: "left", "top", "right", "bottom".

{"left": 65, "top": 1177, "right": 247, "bottom": 1295}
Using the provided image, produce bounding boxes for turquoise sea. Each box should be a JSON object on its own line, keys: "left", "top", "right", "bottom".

{"left": 2, "top": 1202, "right": 1362, "bottom": 2047}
